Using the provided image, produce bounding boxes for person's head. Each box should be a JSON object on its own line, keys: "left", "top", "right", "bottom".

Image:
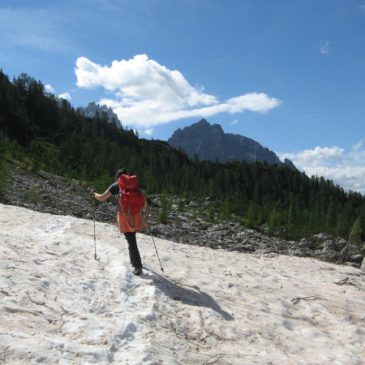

{"left": 115, "top": 167, "right": 127, "bottom": 180}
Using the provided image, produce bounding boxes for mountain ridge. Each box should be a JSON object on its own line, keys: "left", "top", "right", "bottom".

{"left": 78, "top": 102, "right": 122, "bottom": 128}
{"left": 168, "top": 119, "right": 296, "bottom": 169}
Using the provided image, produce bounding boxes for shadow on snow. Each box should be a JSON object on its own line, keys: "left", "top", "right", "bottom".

{"left": 143, "top": 269, "right": 234, "bottom": 321}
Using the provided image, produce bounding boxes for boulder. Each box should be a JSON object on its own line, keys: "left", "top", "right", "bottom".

{"left": 313, "top": 233, "right": 332, "bottom": 241}
{"left": 361, "top": 257, "right": 365, "bottom": 272}
{"left": 349, "top": 254, "right": 363, "bottom": 263}
{"left": 322, "top": 240, "right": 337, "bottom": 252}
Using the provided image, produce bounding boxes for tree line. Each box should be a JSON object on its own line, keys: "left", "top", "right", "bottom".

{"left": 1, "top": 70, "right": 365, "bottom": 240}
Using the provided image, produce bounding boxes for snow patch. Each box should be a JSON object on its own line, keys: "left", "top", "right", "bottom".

{"left": 0, "top": 203, "right": 364, "bottom": 364}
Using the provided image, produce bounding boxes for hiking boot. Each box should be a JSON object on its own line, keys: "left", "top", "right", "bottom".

{"left": 133, "top": 267, "right": 142, "bottom": 276}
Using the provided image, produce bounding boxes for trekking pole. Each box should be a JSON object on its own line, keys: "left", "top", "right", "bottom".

{"left": 93, "top": 199, "right": 97, "bottom": 260}
{"left": 144, "top": 212, "right": 164, "bottom": 272}
{"left": 90, "top": 189, "right": 98, "bottom": 261}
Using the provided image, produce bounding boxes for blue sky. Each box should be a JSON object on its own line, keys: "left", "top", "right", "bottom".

{"left": 1, "top": 0, "right": 365, "bottom": 193}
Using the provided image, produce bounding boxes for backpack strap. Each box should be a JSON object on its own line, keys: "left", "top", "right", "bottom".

{"left": 117, "top": 190, "right": 125, "bottom": 214}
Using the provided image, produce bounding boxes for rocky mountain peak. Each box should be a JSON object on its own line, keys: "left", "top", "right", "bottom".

{"left": 168, "top": 119, "right": 296, "bottom": 168}
{"left": 78, "top": 102, "right": 122, "bottom": 128}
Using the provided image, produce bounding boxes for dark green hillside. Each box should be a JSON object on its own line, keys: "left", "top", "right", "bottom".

{"left": 1, "top": 70, "right": 364, "bottom": 240}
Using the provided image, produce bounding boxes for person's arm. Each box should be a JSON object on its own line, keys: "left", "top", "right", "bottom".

{"left": 94, "top": 189, "right": 112, "bottom": 202}
{"left": 142, "top": 191, "right": 148, "bottom": 213}
{"left": 91, "top": 182, "right": 119, "bottom": 202}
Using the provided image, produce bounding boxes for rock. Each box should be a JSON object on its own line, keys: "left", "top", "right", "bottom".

{"left": 313, "top": 233, "right": 332, "bottom": 241}
{"left": 337, "top": 239, "right": 348, "bottom": 249}
{"left": 41, "top": 193, "right": 51, "bottom": 201}
{"left": 322, "top": 240, "right": 336, "bottom": 252}
{"left": 298, "top": 239, "right": 316, "bottom": 250}
{"left": 151, "top": 227, "right": 162, "bottom": 236}
{"left": 340, "top": 245, "right": 349, "bottom": 262}
{"left": 361, "top": 257, "right": 365, "bottom": 272}
{"left": 361, "top": 243, "right": 365, "bottom": 255}
{"left": 349, "top": 254, "right": 363, "bottom": 263}
{"left": 228, "top": 243, "right": 255, "bottom": 252}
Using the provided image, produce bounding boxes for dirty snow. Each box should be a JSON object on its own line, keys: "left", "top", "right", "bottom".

{"left": 0, "top": 203, "right": 364, "bottom": 364}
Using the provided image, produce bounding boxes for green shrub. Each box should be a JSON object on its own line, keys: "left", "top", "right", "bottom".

{"left": 23, "top": 186, "right": 42, "bottom": 205}
{"left": 159, "top": 195, "right": 172, "bottom": 224}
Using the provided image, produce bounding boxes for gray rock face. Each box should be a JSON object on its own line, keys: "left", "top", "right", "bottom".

{"left": 168, "top": 119, "right": 296, "bottom": 168}
{"left": 78, "top": 102, "right": 122, "bottom": 128}
{"left": 283, "top": 158, "right": 297, "bottom": 170}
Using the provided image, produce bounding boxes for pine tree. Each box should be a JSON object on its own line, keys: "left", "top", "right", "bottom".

{"left": 349, "top": 206, "right": 365, "bottom": 244}
{"left": 245, "top": 202, "right": 258, "bottom": 228}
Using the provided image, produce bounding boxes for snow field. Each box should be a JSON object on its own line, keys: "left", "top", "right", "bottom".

{"left": 0, "top": 203, "right": 365, "bottom": 364}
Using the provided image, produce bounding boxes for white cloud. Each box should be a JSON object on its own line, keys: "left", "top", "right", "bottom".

{"left": 280, "top": 146, "right": 344, "bottom": 167}
{"left": 45, "top": 84, "right": 55, "bottom": 93}
{"left": 278, "top": 142, "right": 365, "bottom": 194}
{"left": 142, "top": 128, "right": 154, "bottom": 136}
{"left": 350, "top": 140, "right": 365, "bottom": 163}
{"left": 75, "top": 54, "right": 281, "bottom": 128}
{"left": 352, "top": 140, "right": 363, "bottom": 152}
{"left": 359, "top": 5, "right": 365, "bottom": 13}
{"left": 58, "top": 92, "right": 71, "bottom": 101}
{"left": 319, "top": 40, "right": 330, "bottom": 55}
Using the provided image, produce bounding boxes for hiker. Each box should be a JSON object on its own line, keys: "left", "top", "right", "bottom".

{"left": 91, "top": 168, "right": 147, "bottom": 275}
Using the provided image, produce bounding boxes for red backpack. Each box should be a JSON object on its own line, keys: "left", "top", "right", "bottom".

{"left": 117, "top": 174, "right": 145, "bottom": 215}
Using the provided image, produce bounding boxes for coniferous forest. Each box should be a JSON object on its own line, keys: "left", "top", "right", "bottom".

{"left": 1, "top": 70, "right": 365, "bottom": 240}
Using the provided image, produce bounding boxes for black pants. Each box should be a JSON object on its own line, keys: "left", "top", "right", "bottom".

{"left": 124, "top": 232, "right": 142, "bottom": 269}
